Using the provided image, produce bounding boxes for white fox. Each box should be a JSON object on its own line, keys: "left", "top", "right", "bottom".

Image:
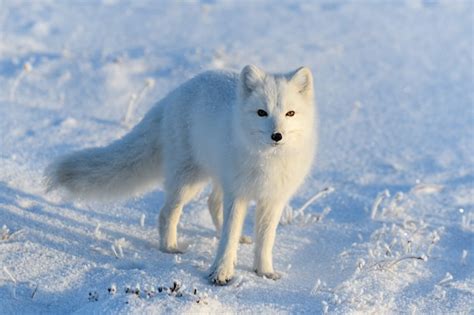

{"left": 45, "top": 65, "right": 317, "bottom": 284}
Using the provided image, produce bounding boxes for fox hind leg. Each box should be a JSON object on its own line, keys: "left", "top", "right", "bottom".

{"left": 208, "top": 184, "right": 224, "bottom": 236}
{"left": 159, "top": 180, "right": 204, "bottom": 253}
{"left": 208, "top": 183, "right": 252, "bottom": 244}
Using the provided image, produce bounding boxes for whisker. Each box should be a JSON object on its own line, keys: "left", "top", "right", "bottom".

{"left": 286, "top": 129, "right": 305, "bottom": 135}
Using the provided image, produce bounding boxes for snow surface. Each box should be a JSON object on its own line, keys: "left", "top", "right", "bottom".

{"left": 0, "top": 0, "right": 473, "bottom": 314}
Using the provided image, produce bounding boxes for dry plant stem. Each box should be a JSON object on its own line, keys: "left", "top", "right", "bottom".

{"left": 3, "top": 266, "right": 17, "bottom": 283}
{"left": 9, "top": 63, "right": 32, "bottom": 101}
{"left": 371, "top": 190, "right": 390, "bottom": 219}
{"left": 295, "top": 186, "right": 334, "bottom": 216}
{"left": 123, "top": 79, "right": 155, "bottom": 127}
{"left": 31, "top": 284, "right": 38, "bottom": 299}
{"left": 111, "top": 245, "right": 120, "bottom": 258}
{"left": 367, "top": 255, "right": 425, "bottom": 271}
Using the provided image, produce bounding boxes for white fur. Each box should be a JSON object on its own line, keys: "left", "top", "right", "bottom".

{"left": 45, "top": 65, "right": 317, "bottom": 285}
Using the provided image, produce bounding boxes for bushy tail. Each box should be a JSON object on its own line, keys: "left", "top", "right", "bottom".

{"left": 45, "top": 107, "right": 163, "bottom": 200}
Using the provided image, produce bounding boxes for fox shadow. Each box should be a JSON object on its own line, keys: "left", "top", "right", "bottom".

{"left": 0, "top": 180, "right": 228, "bottom": 312}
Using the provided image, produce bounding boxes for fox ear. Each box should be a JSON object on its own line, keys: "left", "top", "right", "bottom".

{"left": 240, "top": 65, "right": 265, "bottom": 96}
{"left": 290, "top": 67, "right": 313, "bottom": 96}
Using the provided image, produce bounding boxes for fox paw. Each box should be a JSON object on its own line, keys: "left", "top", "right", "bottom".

{"left": 239, "top": 235, "right": 252, "bottom": 244}
{"left": 255, "top": 270, "right": 281, "bottom": 280}
{"left": 209, "top": 264, "right": 234, "bottom": 285}
{"left": 160, "top": 245, "right": 185, "bottom": 254}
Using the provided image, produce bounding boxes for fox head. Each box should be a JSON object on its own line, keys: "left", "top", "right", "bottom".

{"left": 235, "top": 65, "right": 316, "bottom": 153}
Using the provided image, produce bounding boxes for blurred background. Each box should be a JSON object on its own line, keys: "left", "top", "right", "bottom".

{"left": 0, "top": 1, "right": 472, "bottom": 313}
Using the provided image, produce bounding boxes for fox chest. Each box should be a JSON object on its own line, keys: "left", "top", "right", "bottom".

{"left": 235, "top": 152, "right": 312, "bottom": 202}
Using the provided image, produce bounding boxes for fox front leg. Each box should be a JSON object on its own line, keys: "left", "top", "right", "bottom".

{"left": 208, "top": 196, "right": 247, "bottom": 285}
{"left": 254, "top": 200, "right": 286, "bottom": 280}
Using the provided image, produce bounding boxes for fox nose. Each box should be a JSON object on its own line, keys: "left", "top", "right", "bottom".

{"left": 271, "top": 132, "right": 283, "bottom": 142}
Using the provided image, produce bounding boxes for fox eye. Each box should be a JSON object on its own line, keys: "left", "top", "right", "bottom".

{"left": 286, "top": 110, "right": 295, "bottom": 117}
{"left": 257, "top": 109, "right": 268, "bottom": 117}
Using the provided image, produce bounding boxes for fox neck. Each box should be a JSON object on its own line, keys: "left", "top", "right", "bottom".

{"left": 228, "top": 131, "right": 314, "bottom": 202}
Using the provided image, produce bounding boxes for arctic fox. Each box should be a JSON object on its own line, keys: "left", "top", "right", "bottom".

{"left": 45, "top": 65, "right": 317, "bottom": 284}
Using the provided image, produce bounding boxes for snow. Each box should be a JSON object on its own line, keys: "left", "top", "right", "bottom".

{"left": 0, "top": 0, "right": 473, "bottom": 313}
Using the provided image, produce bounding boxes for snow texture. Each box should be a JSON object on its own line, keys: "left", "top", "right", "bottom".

{"left": 0, "top": 0, "right": 473, "bottom": 314}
